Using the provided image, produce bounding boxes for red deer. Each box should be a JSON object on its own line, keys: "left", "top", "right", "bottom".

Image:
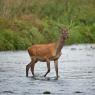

{"left": 26, "top": 27, "right": 69, "bottom": 79}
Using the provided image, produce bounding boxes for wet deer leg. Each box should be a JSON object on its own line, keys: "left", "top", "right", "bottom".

{"left": 26, "top": 58, "right": 37, "bottom": 77}
{"left": 44, "top": 60, "right": 50, "bottom": 77}
{"left": 54, "top": 59, "right": 59, "bottom": 79}
{"left": 30, "top": 59, "right": 37, "bottom": 77}
{"left": 26, "top": 62, "right": 31, "bottom": 77}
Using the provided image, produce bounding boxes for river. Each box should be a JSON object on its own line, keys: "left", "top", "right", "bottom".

{"left": 0, "top": 44, "right": 95, "bottom": 95}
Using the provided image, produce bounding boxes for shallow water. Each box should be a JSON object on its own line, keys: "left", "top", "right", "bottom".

{"left": 0, "top": 44, "right": 95, "bottom": 95}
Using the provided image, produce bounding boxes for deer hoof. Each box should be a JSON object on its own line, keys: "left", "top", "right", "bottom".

{"left": 55, "top": 76, "right": 60, "bottom": 80}
{"left": 26, "top": 74, "right": 28, "bottom": 77}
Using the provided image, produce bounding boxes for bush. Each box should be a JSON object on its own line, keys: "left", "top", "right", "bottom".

{"left": 0, "top": 0, "right": 95, "bottom": 51}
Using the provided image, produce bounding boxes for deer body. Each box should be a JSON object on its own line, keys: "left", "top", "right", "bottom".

{"left": 28, "top": 43, "right": 61, "bottom": 61}
{"left": 26, "top": 28, "right": 68, "bottom": 79}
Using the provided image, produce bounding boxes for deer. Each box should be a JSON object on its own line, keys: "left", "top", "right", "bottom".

{"left": 26, "top": 27, "right": 69, "bottom": 79}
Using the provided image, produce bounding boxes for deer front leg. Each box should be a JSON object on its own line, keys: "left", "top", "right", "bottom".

{"left": 26, "top": 62, "right": 31, "bottom": 77}
{"left": 54, "top": 59, "right": 59, "bottom": 79}
{"left": 44, "top": 60, "right": 50, "bottom": 77}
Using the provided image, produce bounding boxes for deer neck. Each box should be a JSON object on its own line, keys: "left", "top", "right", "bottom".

{"left": 56, "top": 35, "right": 65, "bottom": 55}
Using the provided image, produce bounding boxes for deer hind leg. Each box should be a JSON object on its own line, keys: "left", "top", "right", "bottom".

{"left": 54, "top": 59, "right": 59, "bottom": 79}
{"left": 44, "top": 59, "right": 50, "bottom": 77}
{"left": 30, "top": 59, "right": 37, "bottom": 77}
{"left": 26, "top": 62, "right": 32, "bottom": 77}
{"left": 26, "top": 58, "right": 37, "bottom": 77}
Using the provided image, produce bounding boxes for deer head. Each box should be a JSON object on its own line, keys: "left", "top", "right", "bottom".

{"left": 60, "top": 27, "right": 69, "bottom": 39}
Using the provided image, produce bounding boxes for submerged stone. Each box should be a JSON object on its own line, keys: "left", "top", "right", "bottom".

{"left": 43, "top": 91, "right": 51, "bottom": 94}
{"left": 75, "top": 91, "right": 83, "bottom": 93}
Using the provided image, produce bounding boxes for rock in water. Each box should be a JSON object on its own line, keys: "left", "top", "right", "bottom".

{"left": 43, "top": 91, "right": 51, "bottom": 94}
{"left": 75, "top": 91, "right": 83, "bottom": 93}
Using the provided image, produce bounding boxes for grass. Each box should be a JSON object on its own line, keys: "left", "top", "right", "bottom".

{"left": 0, "top": 0, "right": 95, "bottom": 51}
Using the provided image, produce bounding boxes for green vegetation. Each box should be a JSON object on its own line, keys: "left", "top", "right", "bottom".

{"left": 0, "top": 0, "right": 95, "bottom": 51}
